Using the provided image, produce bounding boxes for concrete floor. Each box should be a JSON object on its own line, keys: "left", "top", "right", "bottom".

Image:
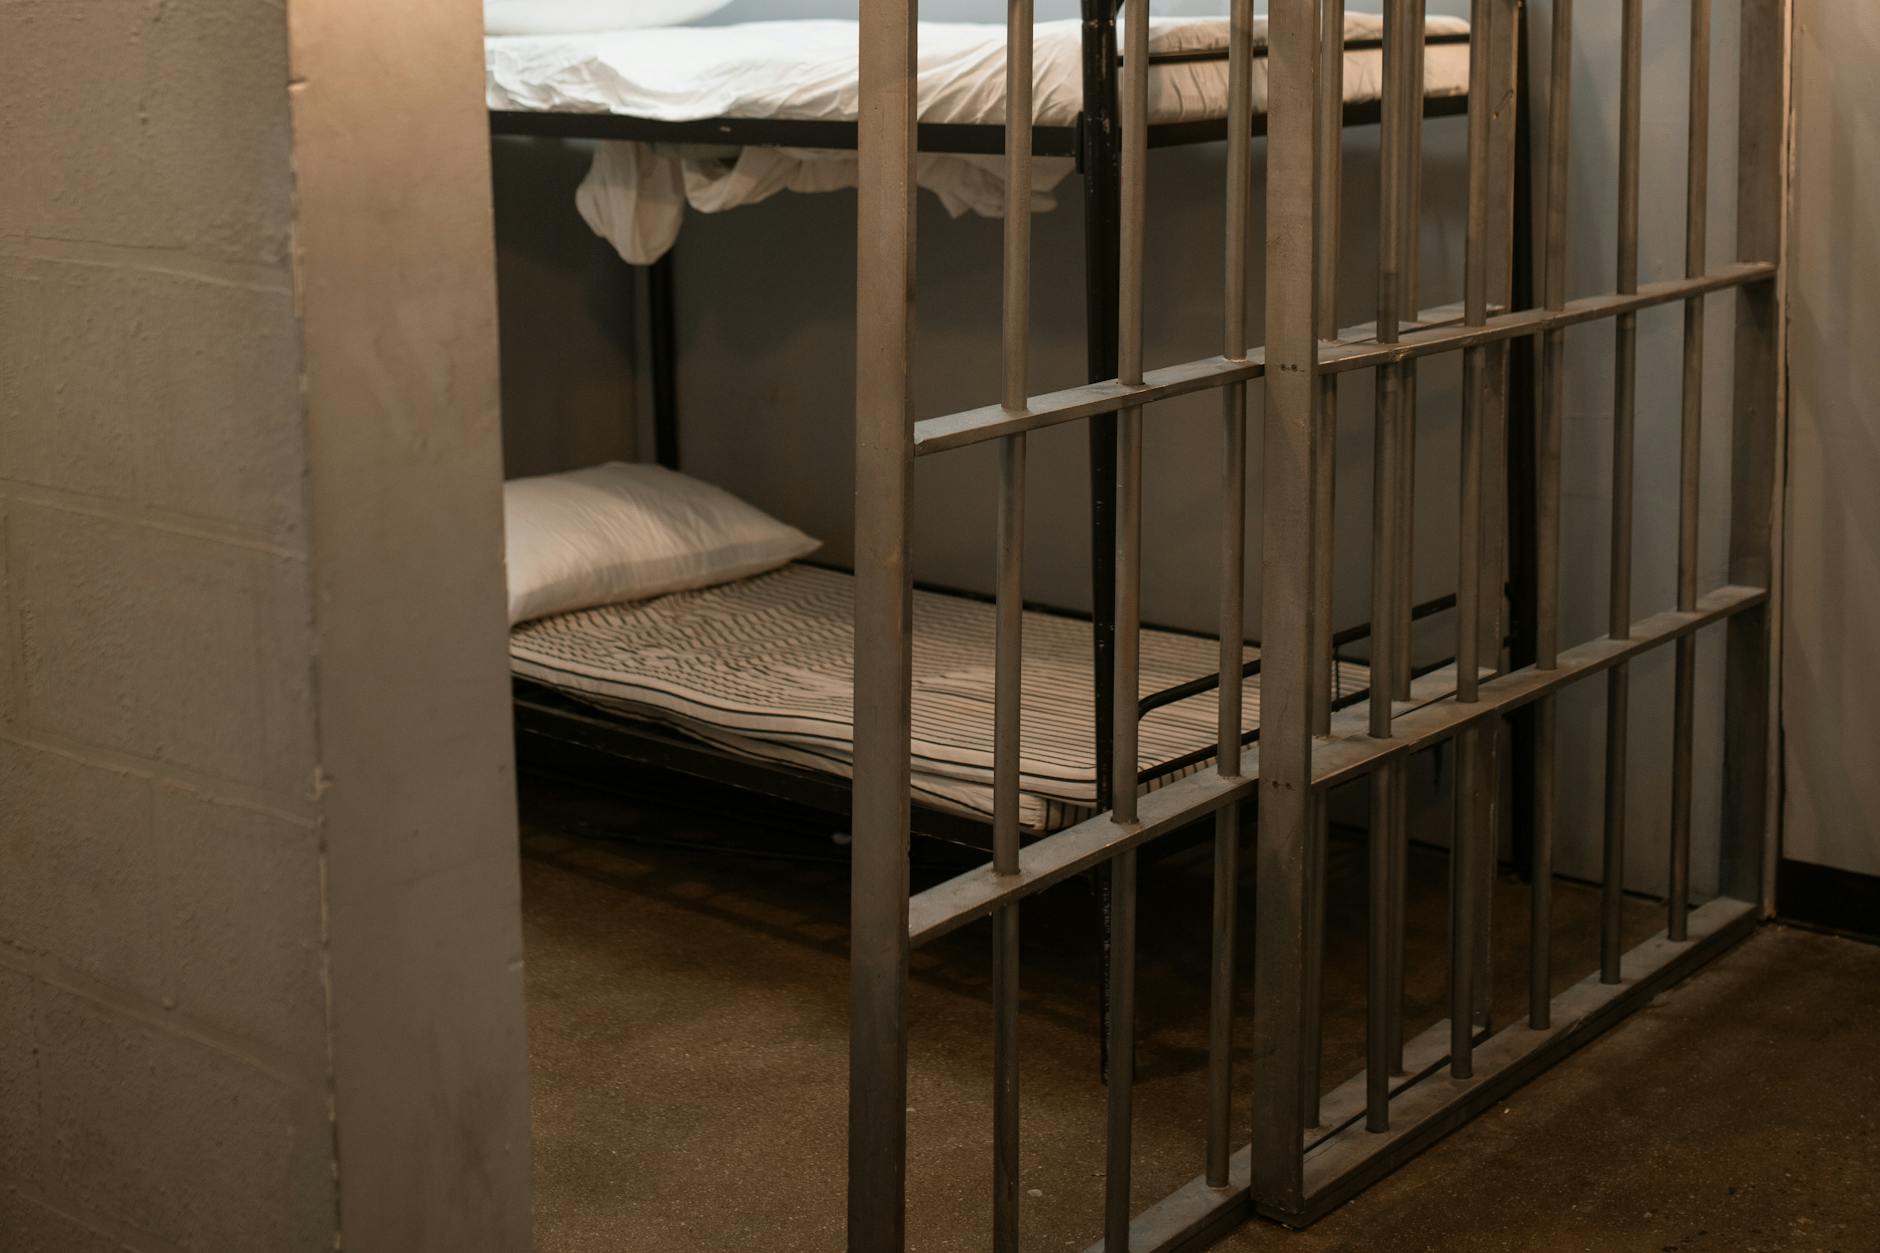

{"left": 519, "top": 773, "right": 1880, "bottom": 1252}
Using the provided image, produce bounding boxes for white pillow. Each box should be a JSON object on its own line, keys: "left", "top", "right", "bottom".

{"left": 484, "top": 0, "right": 734, "bottom": 36}
{"left": 504, "top": 462, "right": 819, "bottom": 625}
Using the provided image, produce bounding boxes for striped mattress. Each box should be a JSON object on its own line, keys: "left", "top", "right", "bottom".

{"left": 510, "top": 564, "right": 1371, "bottom": 831}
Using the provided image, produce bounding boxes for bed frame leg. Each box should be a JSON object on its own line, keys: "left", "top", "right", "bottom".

{"left": 647, "top": 249, "right": 681, "bottom": 471}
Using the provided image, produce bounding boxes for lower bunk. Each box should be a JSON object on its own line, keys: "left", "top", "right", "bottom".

{"left": 511, "top": 561, "right": 1383, "bottom": 843}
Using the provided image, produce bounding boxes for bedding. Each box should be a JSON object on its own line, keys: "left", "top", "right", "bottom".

{"left": 485, "top": 14, "right": 1472, "bottom": 263}
{"left": 510, "top": 563, "right": 1376, "bottom": 830}
{"left": 483, "top": 0, "right": 735, "bottom": 37}
{"left": 504, "top": 462, "right": 820, "bottom": 624}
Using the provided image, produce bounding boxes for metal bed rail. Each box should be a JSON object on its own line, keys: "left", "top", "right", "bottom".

{"left": 852, "top": 0, "right": 1785, "bottom": 1247}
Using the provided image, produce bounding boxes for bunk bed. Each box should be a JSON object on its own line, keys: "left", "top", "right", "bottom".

{"left": 488, "top": 2, "right": 1488, "bottom": 848}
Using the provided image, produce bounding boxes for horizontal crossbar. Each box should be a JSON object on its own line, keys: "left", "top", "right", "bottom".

{"left": 1310, "top": 584, "right": 1767, "bottom": 789}
{"left": 914, "top": 354, "right": 1266, "bottom": 455}
{"left": 1320, "top": 262, "right": 1776, "bottom": 373}
{"left": 906, "top": 585, "right": 1765, "bottom": 947}
{"left": 913, "top": 265, "right": 1771, "bottom": 457}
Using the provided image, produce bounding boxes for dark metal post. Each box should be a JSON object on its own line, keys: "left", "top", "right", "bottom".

{"left": 647, "top": 252, "right": 681, "bottom": 470}
{"left": 1079, "top": 0, "right": 1124, "bottom": 1081}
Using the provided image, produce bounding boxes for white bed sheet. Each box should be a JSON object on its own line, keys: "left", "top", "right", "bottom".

{"left": 486, "top": 15, "right": 1470, "bottom": 263}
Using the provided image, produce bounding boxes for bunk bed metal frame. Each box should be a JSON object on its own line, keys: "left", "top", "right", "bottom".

{"left": 852, "top": 0, "right": 1786, "bottom": 1251}
{"left": 490, "top": 3, "right": 1480, "bottom": 851}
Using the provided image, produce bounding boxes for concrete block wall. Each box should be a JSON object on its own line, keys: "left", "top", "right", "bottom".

{"left": 1, "top": 0, "right": 531, "bottom": 1247}
{"left": 0, "top": 2, "right": 334, "bottom": 1246}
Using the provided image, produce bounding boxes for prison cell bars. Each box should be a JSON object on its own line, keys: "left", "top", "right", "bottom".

{"left": 853, "top": 0, "right": 1786, "bottom": 1245}
{"left": 1253, "top": 0, "right": 1782, "bottom": 1229}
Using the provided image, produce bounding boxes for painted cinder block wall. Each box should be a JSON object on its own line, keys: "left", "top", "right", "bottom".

{"left": 0, "top": 0, "right": 531, "bottom": 1248}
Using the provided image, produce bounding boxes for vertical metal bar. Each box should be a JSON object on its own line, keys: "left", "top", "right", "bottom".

{"left": 1387, "top": 745, "right": 1409, "bottom": 1072}
{"left": 1206, "top": 801, "right": 1238, "bottom": 1186}
{"left": 850, "top": 0, "right": 917, "bottom": 1244}
{"left": 1669, "top": 0, "right": 1711, "bottom": 945}
{"left": 1472, "top": 0, "right": 1521, "bottom": 1037}
{"left": 1252, "top": 0, "right": 1321, "bottom": 1215}
{"left": 1207, "top": 0, "right": 1255, "bottom": 1186}
{"left": 991, "top": 906, "right": 1020, "bottom": 1245}
{"left": 1372, "top": 0, "right": 1412, "bottom": 1078}
{"left": 1302, "top": 802, "right": 1327, "bottom": 1129}
{"left": 1367, "top": 768, "right": 1392, "bottom": 1133}
{"left": 1298, "top": 0, "right": 1346, "bottom": 1138}
{"left": 1456, "top": 0, "right": 1492, "bottom": 707}
{"left": 992, "top": 436, "right": 1023, "bottom": 1246}
{"left": 1448, "top": 0, "right": 1495, "bottom": 1083}
{"left": 1002, "top": 0, "right": 1034, "bottom": 420}
{"left": 991, "top": 3, "right": 1032, "bottom": 1243}
{"left": 1536, "top": 0, "right": 1570, "bottom": 671}
{"left": 1504, "top": 0, "right": 1540, "bottom": 883}
{"left": 1452, "top": 730, "right": 1479, "bottom": 1076}
{"left": 1529, "top": 0, "right": 1571, "bottom": 1031}
{"left": 1721, "top": 0, "right": 1786, "bottom": 913}
{"left": 1391, "top": 1, "right": 1424, "bottom": 702}
{"left": 1082, "top": 0, "right": 1120, "bottom": 1061}
{"left": 1104, "top": 1, "right": 1148, "bottom": 1243}
{"left": 1111, "top": 0, "right": 1148, "bottom": 831}
{"left": 1315, "top": 0, "right": 1346, "bottom": 736}
{"left": 1080, "top": 0, "right": 1120, "bottom": 841}
{"left": 1104, "top": 848, "right": 1138, "bottom": 1244}
{"left": 1600, "top": 0, "right": 1642, "bottom": 986}
{"left": 1080, "top": 0, "right": 1123, "bottom": 1083}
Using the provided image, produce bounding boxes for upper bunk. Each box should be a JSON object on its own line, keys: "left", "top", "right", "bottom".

{"left": 486, "top": 13, "right": 1472, "bottom": 150}
{"left": 486, "top": 12, "right": 1473, "bottom": 263}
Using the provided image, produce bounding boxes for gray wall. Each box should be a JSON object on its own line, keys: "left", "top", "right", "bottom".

{"left": 1783, "top": 0, "right": 1880, "bottom": 878}
{"left": 493, "top": 0, "right": 1748, "bottom": 890}
{"left": 1, "top": 0, "right": 531, "bottom": 1247}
